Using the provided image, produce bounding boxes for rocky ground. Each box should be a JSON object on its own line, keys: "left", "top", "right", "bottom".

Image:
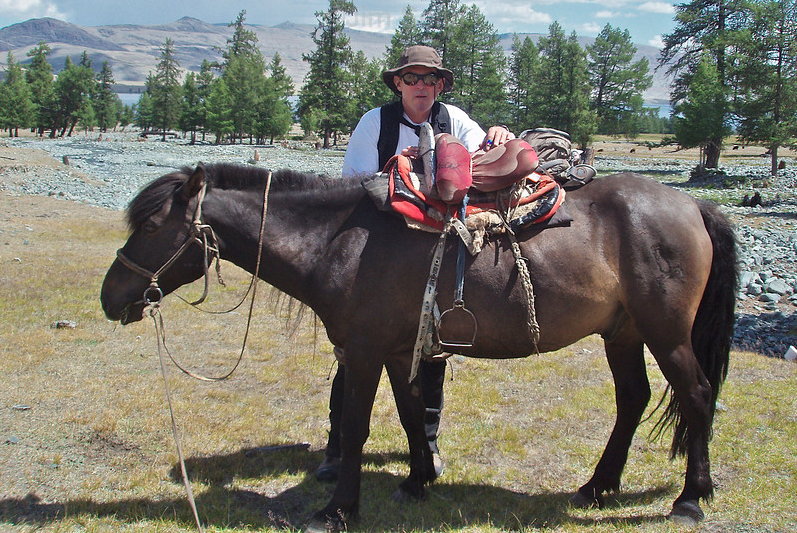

{"left": 1, "top": 131, "right": 795, "bottom": 359}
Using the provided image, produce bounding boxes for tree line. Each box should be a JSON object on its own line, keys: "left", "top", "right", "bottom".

{"left": 0, "top": 2, "right": 664, "bottom": 146}
{"left": 0, "top": 44, "right": 135, "bottom": 138}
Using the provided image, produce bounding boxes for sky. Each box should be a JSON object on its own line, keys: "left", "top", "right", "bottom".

{"left": 0, "top": 0, "right": 677, "bottom": 48}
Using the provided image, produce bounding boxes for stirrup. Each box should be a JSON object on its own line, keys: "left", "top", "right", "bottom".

{"left": 418, "top": 121, "right": 436, "bottom": 195}
{"left": 436, "top": 301, "right": 477, "bottom": 348}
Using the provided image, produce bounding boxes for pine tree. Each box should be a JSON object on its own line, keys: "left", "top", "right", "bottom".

{"left": 269, "top": 53, "right": 294, "bottom": 99}
{"left": 673, "top": 54, "right": 732, "bottom": 171}
{"left": 151, "top": 38, "right": 183, "bottom": 141}
{"left": 659, "top": 0, "right": 748, "bottom": 168}
{"left": 734, "top": 0, "right": 797, "bottom": 176}
{"left": 421, "top": 0, "right": 465, "bottom": 62}
{"left": 507, "top": 35, "right": 541, "bottom": 132}
{"left": 222, "top": 11, "right": 267, "bottom": 143}
{"left": 135, "top": 89, "right": 154, "bottom": 131}
{"left": 206, "top": 78, "right": 235, "bottom": 143}
{"left": 443, "top": 4, "right": 508, "bottom": 125}
{"left": 181, "top": 72, "right": 202, "bottom": 143}
{"left": 50, "top": 55, "right": 96, "bottom": 137}
{"left": 196, "top": 60, "right": 215, "bottom": 141}
{"left": 347, "top": 51, "right": 388, "bottom": 129}
{"left": 588, "top": 24, "right": 652, "bottom": 136}
{"left": 118, "top": 103, "right": 135, "bottom": 131}
{"left": 299, "top": 0, "right": 357, "bottom": 148}
{"left": 256, "top": 77, "right": 293, "bottom": 144}
{"left": 94, "top": 61, "right": 118, "bottom": 132}
{"left": 386, "top": 6, "right": 422, "bottom": 67}
{"left": 25, "top": 42, "right": 53, "bottom": 136}
{"left": 0, "top": 52, "right": 35, "bottom": 136}
{"left": 536, "top": 23, "right": 596, "bottom": 147}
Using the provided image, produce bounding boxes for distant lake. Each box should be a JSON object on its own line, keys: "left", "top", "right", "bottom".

{"left": 117, "top": 92, "right": 141, "bottom": 107}
{"left": 644, "top": 103, "right": 672, "bottom": 118}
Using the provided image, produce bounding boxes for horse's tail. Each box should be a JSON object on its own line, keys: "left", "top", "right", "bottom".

{"left": 655, "top": 200, "right": 739, "bottom": 458}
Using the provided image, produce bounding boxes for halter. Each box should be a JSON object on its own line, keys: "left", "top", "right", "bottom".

{"left": 115, "top": 182, "right": 223, "bottom": 308}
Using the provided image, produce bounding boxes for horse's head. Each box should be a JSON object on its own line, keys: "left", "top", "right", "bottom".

{"left": 101, "top": 164, "right": 212, "bottom": 324}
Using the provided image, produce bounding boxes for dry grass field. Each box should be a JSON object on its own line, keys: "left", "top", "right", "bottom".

{"left": 1, "top": 144, "right": 796, "bottom": 532}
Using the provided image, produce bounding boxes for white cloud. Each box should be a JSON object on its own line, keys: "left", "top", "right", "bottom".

{"left": 0, "top": 0, "right": 66, "bottom": 20}
{"left": 595, "top": 11, "right": 621, "bottom": 19}
{"left": 580, "top": 22, "right": 602, "bottom": 35}
{"left": 345, "top": 11, "right": 394, "bottom": 34}
{"left": 649, "top": 35, "right": 665, "bottom": 48}
{"left": 638, "top": 2, "right": 675, "bottom": 15}
{"left": 475, "top": 2, "right": 553, "bottom": 30}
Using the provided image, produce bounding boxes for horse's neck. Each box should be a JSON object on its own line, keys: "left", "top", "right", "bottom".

{"left": 207, "top": 183, "right": 366, "bottom": 304}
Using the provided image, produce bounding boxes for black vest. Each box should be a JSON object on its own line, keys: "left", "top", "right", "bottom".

{"left": 376, "top": 100, "right": 452, "bottom": 171}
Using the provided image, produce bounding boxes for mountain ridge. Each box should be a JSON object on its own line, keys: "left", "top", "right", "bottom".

{"left": 0, "top": 17, "right": 670, "bottom": 104}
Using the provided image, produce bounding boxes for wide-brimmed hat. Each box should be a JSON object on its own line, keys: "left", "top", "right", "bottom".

{"left": 382, "top": 45, "right": 454, "bottom": 95}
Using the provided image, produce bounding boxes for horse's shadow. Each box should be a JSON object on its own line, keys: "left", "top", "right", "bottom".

{"left": 0, "top": 444, "right": 677, "bottom": 531}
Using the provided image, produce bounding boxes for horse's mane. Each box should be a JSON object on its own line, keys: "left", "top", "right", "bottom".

{"left": 127, "top": 163, "right": 349, "bottom": 230}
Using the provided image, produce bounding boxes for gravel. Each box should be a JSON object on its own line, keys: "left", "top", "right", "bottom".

{"left": 3, "top": 132, "right": 796, "bottom": 359}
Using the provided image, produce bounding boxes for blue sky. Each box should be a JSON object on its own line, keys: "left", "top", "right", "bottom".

{"left": 0, "top": 0, "right": 677, "bottom": 48}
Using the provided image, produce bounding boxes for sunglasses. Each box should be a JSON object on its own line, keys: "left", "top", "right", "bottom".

{"left": 400, "top": 71, "right": 441, "bottom": 86}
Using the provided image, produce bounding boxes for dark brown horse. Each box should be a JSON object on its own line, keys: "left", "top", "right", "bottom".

{"left": 100, "top": 163, "right": 737, "bottom": 531}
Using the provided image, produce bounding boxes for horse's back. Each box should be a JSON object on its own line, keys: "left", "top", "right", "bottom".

{"left": 493, "top": 172, "right": 714, "bottom": 353}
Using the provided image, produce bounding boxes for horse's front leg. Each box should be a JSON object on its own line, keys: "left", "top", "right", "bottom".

{"left": 308, "top": 341, "right": 383, "bottom": 532}
{"left": 572, "top": 330, "right": 649, "bottom": 508}
{"left": 385, "top": 353, "right": 435, "bottom": 501}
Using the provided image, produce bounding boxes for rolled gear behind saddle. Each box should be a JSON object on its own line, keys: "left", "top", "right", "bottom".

{"left": 520, "top": 127, "right": 596, "bottom": 188}
{"left": 519, "top": 127, "right": 573, "bottom": 179}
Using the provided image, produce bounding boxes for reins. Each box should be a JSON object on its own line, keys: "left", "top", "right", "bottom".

{"left": 117, "top": 182, "right": 223, "bottom": 308}
{"left": 120, "top": 171, "right": 272, "bottom": 532}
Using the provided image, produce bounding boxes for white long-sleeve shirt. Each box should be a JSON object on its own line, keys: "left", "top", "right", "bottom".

{"left": 342, "top": 102, "right": 486, "bottom": 178}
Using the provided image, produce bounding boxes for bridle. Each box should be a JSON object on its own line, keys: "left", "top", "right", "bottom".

{"left": 115, "top": 181, "right": 225, "bottom": 308}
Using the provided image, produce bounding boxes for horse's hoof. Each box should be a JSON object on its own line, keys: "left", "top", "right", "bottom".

{"left": 568, "top": 490, "right": 599, "bottom": 509}
{"left": 668, "top": 500, "right": 704, "bottom": 526}
{"left": 391, "top": 487, "right": 416, "bottom": 503}
{"left": 303, "top": 517, "right": 329, "bottom": 533}
{"left": 305, "top": 510, "right": 347, "bottom": 533}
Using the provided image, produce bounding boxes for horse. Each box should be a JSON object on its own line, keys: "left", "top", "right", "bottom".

{"left": 100, "top": 162, "right": 738, "bottom": 531}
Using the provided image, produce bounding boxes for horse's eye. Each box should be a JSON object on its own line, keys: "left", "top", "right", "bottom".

{"left": 143, "top": 221, "right": 158, "bottom": 234}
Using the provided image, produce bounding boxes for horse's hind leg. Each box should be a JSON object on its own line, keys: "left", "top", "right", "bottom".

{"left": 572, "top": 326, "right": 650, "bottom": 507}
{"left": 647, "top": 341, "right": 714, "bottom": 523}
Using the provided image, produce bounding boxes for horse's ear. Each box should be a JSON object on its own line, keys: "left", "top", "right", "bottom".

{"left": 180, "top": 162, "right": 206, "bottom": 201}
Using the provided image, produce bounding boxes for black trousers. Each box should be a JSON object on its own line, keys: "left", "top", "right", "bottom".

{"left": 325, "top": 358, "right": 446, "bottom": 458}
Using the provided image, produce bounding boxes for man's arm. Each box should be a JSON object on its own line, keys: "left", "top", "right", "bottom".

{"left": 342, "top": 108, "right": 381, "bottom": 178}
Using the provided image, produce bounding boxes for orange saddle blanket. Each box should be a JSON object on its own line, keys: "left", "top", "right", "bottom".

{"left": 380, "top": 154, "right": 567, "bottom": 233}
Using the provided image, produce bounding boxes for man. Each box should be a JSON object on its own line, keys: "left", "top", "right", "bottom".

{"left": 316, "top": 45, "right": 515, "bottom": 482}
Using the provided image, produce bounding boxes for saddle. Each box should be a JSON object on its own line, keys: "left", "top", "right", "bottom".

{"left": 365, "top": 154, "right": 569, "bottom": 248}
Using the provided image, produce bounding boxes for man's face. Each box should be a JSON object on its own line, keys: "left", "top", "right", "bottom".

{"left": 394, "top": 66, "right": 445, "bottom": 115}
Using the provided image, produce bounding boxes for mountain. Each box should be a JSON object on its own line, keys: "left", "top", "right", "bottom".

{"left": 0, "top": 17, "right": 670, "bottom": 105}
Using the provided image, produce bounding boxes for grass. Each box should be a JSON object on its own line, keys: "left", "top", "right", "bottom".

{"left": 1, "top": 189, "right": 796, "bottom": 533}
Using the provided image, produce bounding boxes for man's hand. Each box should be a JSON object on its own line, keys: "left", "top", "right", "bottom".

{"left": 401, "top": 146, "right": 421, "bottom": 158}
{"left": 480, "top": 125, "right": 515, "bottom": 151}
